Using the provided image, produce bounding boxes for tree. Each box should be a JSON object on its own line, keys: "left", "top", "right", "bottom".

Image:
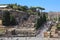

{"left": 59, "top": 16, "right": 60, "bottom": 21}
{"left": 43, "top": 13, "right": 47, "bottom": 22}
{"left": 2, "top": 11, "right": 10, "bottom": 26}
{"left": 36, "top": 7, "right": 45, "bottom": 12}
{"left": 13, "top": 3, "right": 18, "bottom": 10}
{"left": 17, "top": 5, "right": 29, "bottom": 12}
{"left": 18, "top": 5, "right": 22, "bottom": 11}
{"left": 21, "top": 6, "right": 28, "bottom": 12}
{"left": 7, "top": 4, "right": 14, "bottom": 8}
{"left": 29, "top": 7, "right": 36, "bottom": 12}
{"left": 36, "top": 7, "right": 45, "bottom": 16}
{"left": 27, "top": 10, "right": 38, "bottom": 15}
{"left": 10, "top": 15, "right": 17, "bottom": 26}
{"left": 7, "top": 3, "right": 18, "bottom": 10}
{"left": 2, "top": 11, "right": 17, "bottom": 26}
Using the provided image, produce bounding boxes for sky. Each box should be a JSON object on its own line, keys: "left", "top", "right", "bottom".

{"left": 0, "top": 0, "right": 60, "bottom": 12}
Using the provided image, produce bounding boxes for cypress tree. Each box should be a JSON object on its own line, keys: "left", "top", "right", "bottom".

{"left": 2, "top": 11, "right": 10, "bottom": 26}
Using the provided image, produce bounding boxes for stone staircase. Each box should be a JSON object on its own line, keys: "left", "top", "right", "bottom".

{"left": 15, "top": 15, "right": 37, "bottom": 36}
